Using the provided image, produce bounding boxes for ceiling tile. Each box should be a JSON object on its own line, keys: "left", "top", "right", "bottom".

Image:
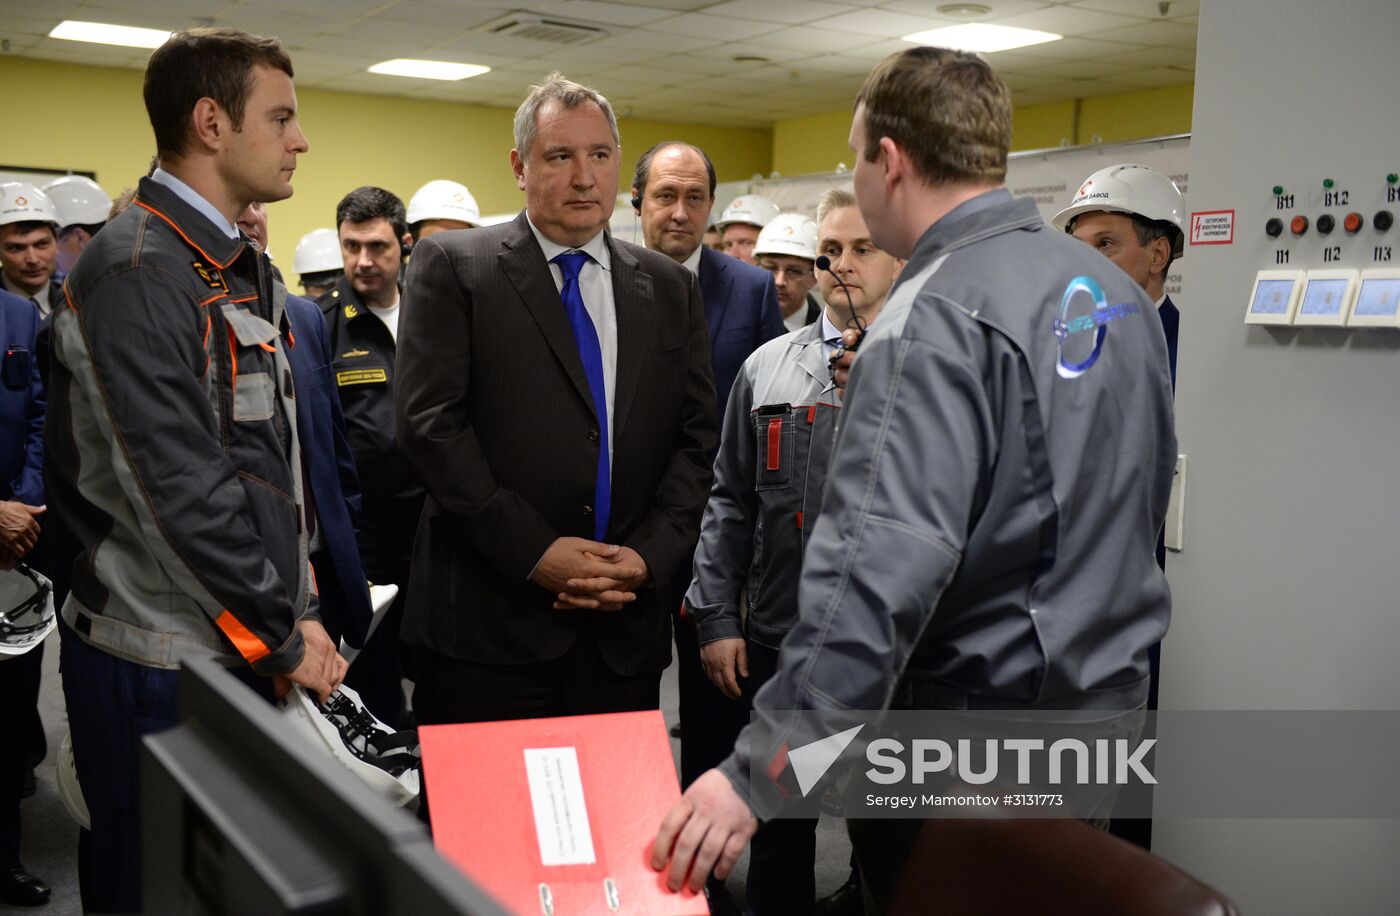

{"left": 78, "top": 0, "right": 233, "bottom": 19}
{"left": 699, "top": 0, "right": 860, "bottom": 26}
{"left": 602, "top": 0, "right": 715, "bottom": 10}
{"left": 1100, "top": 66, "right": 1196, "bottom": 90}
{"left": 642, "top": 12, "right": 784, "bottom": 41}
{"left": 1015, "top": 58, "right": 1139, "bottom": 80}
{"left": 1094, "top": 45, "right": 1195, "bottom": 69}
{"left": 1081, "top": 20, "right": 1198, "bottom": 47}
{"left": 878, "top": 0, "right": 1053, "bottom": 18}
{"left": 662, "top": 53, "right": 767, "bottom": 75}
{"left": 1070, "top": 0, "right": 1200, "bottom": 17}
{"left": 716, "top": 26, "right": 871, "bottom": 55}
{"left": 989, "top": 6, "right": 1152, "bottom": 36}
{"left": 586, "top": 29, "right": 722, "bottom": 52}
{"left": 370, "top": 2, "right": 514, "bottom": 29}
{"left": 803, "top": 8, "right": 944, "bottom": 38}
{"left": 532, "top": 0, "right": 679, "bottom": 26}
{"left": 992, "top": 35, "right": 1148, "bottom": 61}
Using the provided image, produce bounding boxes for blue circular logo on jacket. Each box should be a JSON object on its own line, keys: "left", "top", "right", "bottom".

{"left": 1054, "top": 275, "right": 1109, "bottom": 379}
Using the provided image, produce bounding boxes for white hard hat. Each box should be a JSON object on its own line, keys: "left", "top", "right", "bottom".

{"left": 278, "top": 680, "right": 421, "bottom": 806}
{"left": 406, "top": 179, "right": 480, "bottom": 227}
{"left": 294, "top": 228, "right": 343, "bottom": 275}
{"left": 0, "top": 565, "right": 56, "bottom": 659}
{"left": 753, "top": 212, "right": 818, "bottom": 261}
{"left": 0, "top": 182, "right": 60, "bottom": 229}
{"left": 716, "top": 194, "right": 781, "bottom": 231}
{"left": 41, "top": 176, "right": 112, "bottom": 229}
{"left": 1052, "top": 164, "right": 1187, "bottom": 256}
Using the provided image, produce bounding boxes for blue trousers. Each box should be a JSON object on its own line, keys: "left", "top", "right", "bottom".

{"left": 59, "top": 620, "right": 270, "bottom": 914}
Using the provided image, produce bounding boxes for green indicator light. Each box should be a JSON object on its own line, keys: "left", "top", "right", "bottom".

{"left": 1272, "top": 185, "right": 1285, "bottom": 195}
{"left": 1323, "top": 178, "right": 1335, "bottom": 189}
{"left": 1388, "top": 173, "right": 1398, "bottom": 184}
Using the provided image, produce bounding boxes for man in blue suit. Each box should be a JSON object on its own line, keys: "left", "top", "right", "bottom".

{"left": 238, "top": 204, "right": 375, "bottom": 664}
{"left": 0, "top": 285, "right": 49, "bottom": 907}
{"left": 630, "top": 142, "right": 784, "bottom": 835}
{"left": 631, "top": 143, "right": 784, "bottom": 421}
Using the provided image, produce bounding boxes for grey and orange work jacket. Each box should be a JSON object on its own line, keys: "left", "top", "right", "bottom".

{"left": 47, "top": 175, "right": 316, "bottom": 674}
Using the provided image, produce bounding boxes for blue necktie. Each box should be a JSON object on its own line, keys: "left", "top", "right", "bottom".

{"left": 551, "top": 251, "right": 610, "bottom": 541}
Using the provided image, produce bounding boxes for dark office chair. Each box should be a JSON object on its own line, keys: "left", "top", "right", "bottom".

{"left": 855, "top": 816, "right": 1240, "bottom": 916}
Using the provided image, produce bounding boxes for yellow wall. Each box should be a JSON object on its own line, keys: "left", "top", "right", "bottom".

{"left": 1077, "top": 84, "right": 1194, "bottom": 145}
{"left": 1010, "top": 100, "right": 1079, "bottom": 151}
{"left": 0, "top": 57, "right": 770, "bottom": 266}
{"left": 771, "top": 110, "right": 859, "bottom": 177}
{"left": 772, "top": 83, "right": 1195, "bottom": 175}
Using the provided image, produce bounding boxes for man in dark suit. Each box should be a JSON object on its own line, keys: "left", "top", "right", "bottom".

{"left": 395, "top": 73, "right": 717, "bottom": 726}
{"left": 238, "top": 202, "right": 375, "bottom": 657}
{"left": 284, "top": 291, "right": 375, "bottom": 653}
{"left": 628, "top": 141, "right": 784, "bottom": 801}
{"left": 0, "top": 284, "right": 49, "bottom": 908}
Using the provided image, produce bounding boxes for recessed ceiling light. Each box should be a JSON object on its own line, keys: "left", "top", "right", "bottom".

{"left": 936, "top": 3, "right": 993, "bottom": 17}
{"left": 902, "top": 23, "right": 1061, "bottom": 53}
{"left": 368, "top": 59, "right": 491, "bottom": 81}
{"left": 49, "top": 20, "right": 172, "bottom": 49}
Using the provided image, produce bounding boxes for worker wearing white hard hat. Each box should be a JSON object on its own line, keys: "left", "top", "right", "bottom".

{"left": 42, "top": 176, "right": 113, "bottom": 276}
{"left": 0, "top": 183, "right": 63, "bottom": 318}
{"left": 1053, "top": 163, "right": 1186, "bottom": 389}
{"left": 753, "top": 212, "right": 821, "bottom": 333}
{"left": 293, "top": 228, "right": 344, "bottom": 299}
{"left": 715, "top": 194, "right": 781, "bottom": 265}
{"left": 405, "top": 179, "right": 480, "bottom": 241}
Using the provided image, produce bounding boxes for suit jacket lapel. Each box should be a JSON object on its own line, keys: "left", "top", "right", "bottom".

{"left": 610, "top": 235, "right": 650, "bottom": 438}
{"left": 498, "top": 214, "right": 597, "bottom": 418}
{"left": 698, "top": 247, "right": 734, "bottom": 343}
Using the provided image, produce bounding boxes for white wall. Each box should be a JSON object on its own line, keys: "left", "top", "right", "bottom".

{"left": 1152, "top": 0, "right": 1400, "bottom": 911}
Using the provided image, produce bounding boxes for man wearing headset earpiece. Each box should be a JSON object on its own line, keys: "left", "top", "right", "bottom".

{"left": 318, "top": 185, "right": 420, "bottom": 727}
{"left": 628, "top": 146, "right": 782, "bottom": 910}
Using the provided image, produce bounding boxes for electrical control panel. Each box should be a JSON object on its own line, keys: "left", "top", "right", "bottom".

{"left": 1249, "top": 172, "right": 1397, "bottom": 327}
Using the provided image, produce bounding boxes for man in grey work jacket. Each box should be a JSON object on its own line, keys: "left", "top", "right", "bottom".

{"left": 47, "top": 29, "right": 345, "bottom": 912}
{"left": 686, "top": 185, "right": 902, "bottom": 915}
{"left": 652, "top": 46, "right": 1176, "bottom": 906}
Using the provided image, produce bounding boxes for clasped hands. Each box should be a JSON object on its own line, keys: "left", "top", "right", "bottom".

{"left": 532, "top": 536, "right": 649, "bottom": 611}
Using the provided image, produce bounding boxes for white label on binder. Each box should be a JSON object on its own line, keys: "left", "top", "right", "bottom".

{"left": 524, "top": 747, "right": 597, "bottom": 866}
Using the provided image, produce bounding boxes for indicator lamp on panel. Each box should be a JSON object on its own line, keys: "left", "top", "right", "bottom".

{"left": 1316, "top": 214, "right": 1335, "bottom": 235}
{"left": 1272, "top": 185, "right": 1286, "bottom": 195}
{"left": 1387, "top": 174, "right": 1398, "bottom": 185}
{"left": 1323, "top": 178, "right": 1335, "bottom": 189}
{"left": 1343, "top": 213, "right": 1364, "bottom": 234}
{"left": 1290, "top": 215, "right": 1309, "bottom": 235}
{"left": 1294, "top": 269, "right": 1359, "bottom": 327}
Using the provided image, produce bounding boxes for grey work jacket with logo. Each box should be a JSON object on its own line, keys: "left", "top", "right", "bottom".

{"left": 48, "top": 176, "right": 314, "bottom": 674}
{"left": 719, "top": 192, "right": 1176, "bottom": 814}
{"left": 686, "top": 320, "right": 839, "bottom": 650}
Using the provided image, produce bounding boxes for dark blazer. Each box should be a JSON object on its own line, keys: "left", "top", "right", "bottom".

{"left": 395, "top": 212, "right": 718, "bottom": 676}
{"left": 696, "top": 246, "right": 784, "bottom": 418}
{"left": 0, "top": 288, "right": 43, "bottom": 506}
{"left": 283, "top": 291, "right": 374, "bottom": 649}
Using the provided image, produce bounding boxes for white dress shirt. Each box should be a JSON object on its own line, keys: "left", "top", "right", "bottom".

{"left": 150, "top": 168, "right": 240, "bottom": 240}
{"left": 1, "top": 276, "right": 51, "bottom": 318}
{"left": 526, "top": 214, "right": 617, "bottom": 469}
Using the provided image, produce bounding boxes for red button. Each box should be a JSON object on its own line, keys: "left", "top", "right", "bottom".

{"left": 1344, "top": 212, "right": 1364, "bottom": 233}
{"left": 1290, "top": 215, "right": 1309, "bottom": 235}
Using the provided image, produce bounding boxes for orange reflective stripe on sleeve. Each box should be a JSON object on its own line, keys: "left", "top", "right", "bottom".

{"left": 215, "top": 610, "right": 270, "bottom": 663}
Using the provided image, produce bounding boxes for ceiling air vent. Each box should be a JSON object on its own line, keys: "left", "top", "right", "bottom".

{"left": 476, "top": 12, "right": 608, "bottom": 45}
